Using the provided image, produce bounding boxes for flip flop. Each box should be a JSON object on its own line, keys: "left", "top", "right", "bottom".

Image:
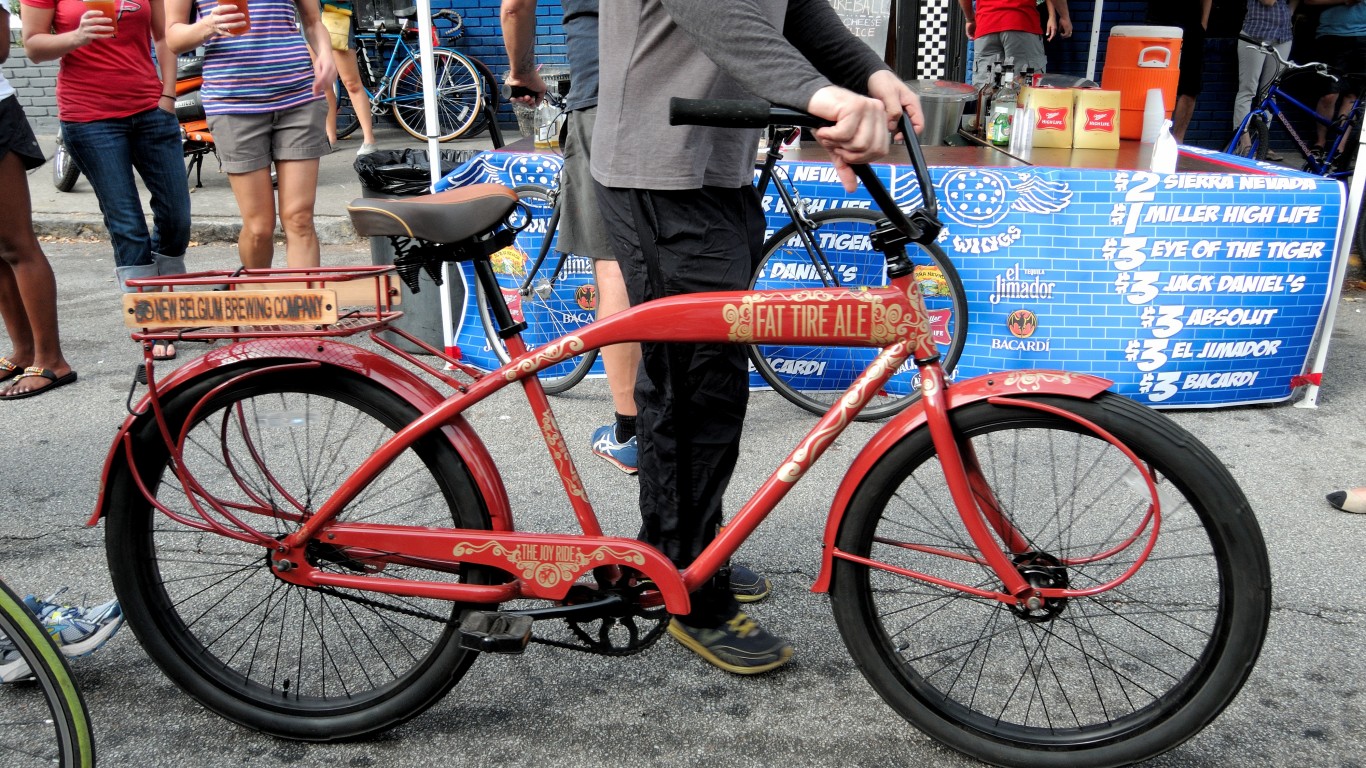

{"left": 0, "top": 367, "right": 78, "bottom": 401}
{"left": 0, "top": 356, "right": 20, "bottom": 379}
{"left": 153, "top": 342, "right": 177, "bottom": 361}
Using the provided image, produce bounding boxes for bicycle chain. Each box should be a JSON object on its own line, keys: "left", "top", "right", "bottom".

{"left": 307, "top": 583, "right": 670, "bottom": 657}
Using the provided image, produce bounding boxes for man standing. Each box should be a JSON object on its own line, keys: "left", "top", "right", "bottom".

{"left": 1148, "top": 0, "right": 1214, "bottom": 143}
{"left": 591, "top": 0, "right": 922, "bottom": 674}
{"left": 1234, "top": 0, "right": 1296, "bottom": 160}
{"left": 959, "top": 0, "right": 1072, "bottom": 86}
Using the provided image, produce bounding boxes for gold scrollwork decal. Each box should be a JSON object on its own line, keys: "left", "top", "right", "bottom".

{"left": 453, "top": 541, "right": 647, "bottom": 589}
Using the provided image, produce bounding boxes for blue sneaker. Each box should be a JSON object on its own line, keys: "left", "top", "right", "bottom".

{"left": 0, "top": 638, "right": 34, "bottom": 683}
{"left": 591, "top": 424, "right": 638, "bottom": 475}
{"left": 23, "top": 590, "right": 124, "bottom": 659}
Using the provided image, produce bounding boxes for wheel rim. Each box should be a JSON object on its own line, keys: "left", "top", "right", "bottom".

{"left": 391, "top": 51, "right": 482, "bottom": 141}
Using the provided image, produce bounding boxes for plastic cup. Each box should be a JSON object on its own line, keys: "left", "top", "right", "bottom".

{"left": 236, "top": 1, "right": 250, "bottom": 34}
{"left": 82, "top": 0, "right": 118, "bottom": 36}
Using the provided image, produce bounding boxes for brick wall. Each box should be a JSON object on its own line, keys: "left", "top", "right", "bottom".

{"left": 6, "top": 44, "right": 59, "bottom": 132}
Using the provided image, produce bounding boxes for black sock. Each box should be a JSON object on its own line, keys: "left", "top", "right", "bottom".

{"left": 614, "top": 413, "right": 637, "bottom": 443}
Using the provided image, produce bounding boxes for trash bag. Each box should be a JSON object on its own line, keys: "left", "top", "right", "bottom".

{"left": 354, "top": 148, "right": 482, "bottom": 196}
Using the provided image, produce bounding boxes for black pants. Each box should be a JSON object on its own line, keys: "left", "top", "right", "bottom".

{"left": 594, "top": 183, "right": 764, "bottom": 626}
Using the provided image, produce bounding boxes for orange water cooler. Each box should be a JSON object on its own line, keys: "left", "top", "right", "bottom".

{"left": 1100, "top": 25, "right": 1183, "bottom": 140}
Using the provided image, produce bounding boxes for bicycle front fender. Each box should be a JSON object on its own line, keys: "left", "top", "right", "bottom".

{"left": 88, "top": 339, "right": 513, "bottom": 531}
{"left": 810, "top": 369, "right": 1114, "bottom": 594}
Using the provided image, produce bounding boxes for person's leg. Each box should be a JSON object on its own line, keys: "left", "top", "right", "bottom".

{"left": 970, "top": 33, "right": 1005, "bottom": 88}
{"left": 209, "top": 112, "right": 278, "bottom": 268}
{"left": 594, "top": 258, "right": 639, "bottom": 419}
{"left": 270, "top": 100, "right": 330, "bottom": 269}
{"left": 1233, "top": 40, "right": 1264, "bottom": 131}
{"left": 324, "top": 82, "right": 339, "bottom": 145}
{"left": 1171, "top": 94, "right": 1196, "bottom": 143}
{"left": 273, "top": 158, "right": 322, "bottom": 268}
{"left": 59, "top": 117, "right": 158, "bottom": 289}
{"left": 335, "top": 48, "right": 376, "bottom": 147}
{"left": 130, "top": 107, "right": 192, "bottom": 277}
{"left": 997, "top": 30, "right": 1047, "bottom": 73}
{"left": 0, "top": 151, "right": 72, "bottom": 397}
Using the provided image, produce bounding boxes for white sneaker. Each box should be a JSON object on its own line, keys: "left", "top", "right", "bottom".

{"left": 357, "top": 143, "right": 379, "bottom": 156}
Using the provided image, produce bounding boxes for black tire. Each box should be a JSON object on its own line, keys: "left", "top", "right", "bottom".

{"left": 51, "top": 131, "right": 80, "bottom": 193}
{"left": 830, "top": 392, "right": 1272, "bottom": 768}
{"left": 1230, "top": 114, "right": 1269, "bottom": 160}
{"left": 476, "top": 184, "right": 598, "bottom": 394}
{"left": 390, "top": 49, "right": 483, "bottom": 142}
{"left": 750, "top": 208, "right": 967, "bottom": 421}
{"left": 0, "top": 580, "right": 95, "bottom": 767}
{"left": 104, "top": 363, "right": 495, "bottom": 741}
{"left": 335, "top": 80, "right": 360, "bottom": 141}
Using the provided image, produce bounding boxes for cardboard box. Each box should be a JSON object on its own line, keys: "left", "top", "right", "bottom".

{"left": 1026, "top": 87, "right": 1074, "bottom": 149}
{"left": 1073, "top": 89, "right": 1121, "bottom": 149}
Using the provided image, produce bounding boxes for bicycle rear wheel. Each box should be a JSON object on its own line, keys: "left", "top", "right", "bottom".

{"left": 831, "top": 392, "right": 1271, "bottom": 767}
{"left": 389, "top": 49, "right": 483, "bottom": 142}
{"left": 0, "top": 580, "right": 95, "bottom": 767}
{"left": 476, "top": 184, "right": 599, "bottom": 394}
{"left": 749, "top": 208, "right": 967, "bottom": 421}
{"left": 105, "top": 363, "right": 495, "bottom": 740}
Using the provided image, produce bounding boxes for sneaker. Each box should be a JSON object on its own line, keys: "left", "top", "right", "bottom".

{"left": 25, "top": 591, "right": 124, "bottom": 659}
{"left": 667, "top": 610, "right": 793, "bottom": 675}
{"left": 0, "top": 639, "right": 34, "bottom": 683}
{"left": 590, "top": 424, "right": 638, "bottom": 475}
{"left": 357, "top": 143, "right": 379, "bottom": 156}
{"left": 729, "top": 563, "right": 772, "bottom": 603}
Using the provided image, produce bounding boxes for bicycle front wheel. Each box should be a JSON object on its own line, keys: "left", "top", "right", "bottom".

{"left": 1229, "top": 114, "right": 1270, "bottom": 160}
{"left": 0, "top": 580, "right": 95, "bottom": 767}
{"left": 51, "top": 131, "right": 80, "bottom": 193}
{"left": 389, "top": 49, "right": 483, "bottom": 142}
{"left": 105, "top": 363, "right": 496, "bottom": 740}
{"left": 831, "top": 392, "right": 1271, "bottom": 767}
{"left": 476, "top": 184, "right": 598, "bottom": 394}
{"left": 750, "top": 208, "right": 967, "bottom": 421}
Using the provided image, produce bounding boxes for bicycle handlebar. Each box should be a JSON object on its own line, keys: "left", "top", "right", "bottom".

{"left": 667, "top": 97, "right": 940, "bottom": 244}
{"left": 1238, "top": 33, "right": 1333, "bottom": 81}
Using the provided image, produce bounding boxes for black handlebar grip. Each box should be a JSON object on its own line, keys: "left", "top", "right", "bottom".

{"left": 668, "top": 98, "right": 832, "bottom": 129}
{"left": 501, "top": 84, "right": 539, "bottom": 101}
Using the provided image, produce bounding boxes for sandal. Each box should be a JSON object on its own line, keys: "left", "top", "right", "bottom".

{"left": 153, "top": 342, "right": 177, "bottom": 361}
{"left": 0, "top": 367, "right": 78, "bottom": 400}
{"left": 0, "top": 356, "right": 21, "bottom": 379}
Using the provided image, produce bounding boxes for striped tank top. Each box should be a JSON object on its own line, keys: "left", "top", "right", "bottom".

{"left": 199, "top": 0, "right": 320, "bottom": 115}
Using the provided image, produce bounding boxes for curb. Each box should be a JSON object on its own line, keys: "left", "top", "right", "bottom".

{"left": 32, "top": 213, "right": 363, "bottom": 246}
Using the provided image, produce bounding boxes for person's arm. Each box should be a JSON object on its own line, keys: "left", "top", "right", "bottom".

{"left": 499, "top": 0, "right": 546, "bottom": 105}
{"left": 1201, "top": 0, "right": 1213, "bottom": 28}
{"left": 782, "top": 0, "right": 888, "bottom": 90}
{"left": 21, "top": 1, "right": 115, "bottom": 64}
{"left": 957, "top": 0, "right": 976, "bottom": 41}
{"left": 297, "top": 0, "right": 336, "bottom": 97}
{"left": 1, "top": 6, "right": 11, "bottom": 65}
{"left": 150, "top": 0, "right": 177, "bottom": 112}
{"left": 165, "top": 0, "right": 245, "bottom": 54}
{"left": 1046, "top": 0, "right": 1072, "bottom": 40}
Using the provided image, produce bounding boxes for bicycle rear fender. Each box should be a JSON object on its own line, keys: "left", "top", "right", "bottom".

{"left": 810, "top": 369, "right": 1113, "bottom": 593}
{"left": 88, "top": 340, "right": 512, "bottom": 530}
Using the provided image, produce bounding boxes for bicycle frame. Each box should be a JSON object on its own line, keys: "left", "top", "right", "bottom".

{"left": 93, "top": 111, "right": 1164, "bottom": 625}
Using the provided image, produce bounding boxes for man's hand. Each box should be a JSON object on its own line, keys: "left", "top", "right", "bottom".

{"left": 504, "top": 71, "right": 547, "bottom": 106}
{"left": 807, "top": 85, "right": 891, "bottom": 192}
{"left": 866, "top": 69, "right": 924, "bottom": 136}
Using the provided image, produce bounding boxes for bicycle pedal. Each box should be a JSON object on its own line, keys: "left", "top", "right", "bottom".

{"left": 458, "top": 611, "right": 533, "bottom": 653}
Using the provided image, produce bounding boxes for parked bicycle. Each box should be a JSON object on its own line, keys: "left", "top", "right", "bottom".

{"left": 333, "top": 7, "right": 488, "bottom": 143}
{"left": 99, "top": 101, "right": 1271, "bottom": 768}
{"left": 1227, "top": 34, "right": 1366, "bottom": 250}
{"left": 0, "top": 578, "right": 95, "bottom": 768}
{"left": 478, "top": 107, "right": 968, "bottom": 417}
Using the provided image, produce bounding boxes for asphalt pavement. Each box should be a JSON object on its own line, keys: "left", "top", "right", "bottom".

{"left": 3, "top": 124, "right": 1366, "bottom": 767}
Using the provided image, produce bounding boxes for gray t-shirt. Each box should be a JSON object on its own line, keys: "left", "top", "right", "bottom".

{"left": 591, "top": 0, "right": 889, "bottom": 190}
{"left": 562, "top": 0, "right": 599, "bottom": 112}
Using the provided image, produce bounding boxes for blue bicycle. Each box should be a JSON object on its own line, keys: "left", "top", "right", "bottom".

{"left": 335, "top": 7, "right": 488, "bottom": 142}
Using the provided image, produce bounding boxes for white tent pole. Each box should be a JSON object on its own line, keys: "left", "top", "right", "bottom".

{"left": 414, "top": 0, "right": 456, "bottom": 356}
{"left": 1296, "top": 117, "right": 1366, "bottom": 408}
{"left": 1086, "top": 0, "right": 1103, "bottom": 81}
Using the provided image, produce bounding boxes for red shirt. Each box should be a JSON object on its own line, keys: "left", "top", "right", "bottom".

{"left": 973, "top": 0, "right": 1043, "bottom": 38}
{"left": 21, "top": 0, "right": 160, "bottom": 122}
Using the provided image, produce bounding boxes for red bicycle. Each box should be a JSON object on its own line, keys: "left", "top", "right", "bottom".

{"left": 92, "top": 102, "right": 1271, "bottom": 768}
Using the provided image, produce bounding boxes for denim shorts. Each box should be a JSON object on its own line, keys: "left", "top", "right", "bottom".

{"left": 0, "top": 95, "right": 46, "bottom": 171}
{"left": 208, "top": 99, "right": 330, "bottom": 174}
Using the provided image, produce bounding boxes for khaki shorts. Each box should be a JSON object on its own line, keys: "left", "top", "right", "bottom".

{"left": 208, "top": 99, "right": 330, "bottom": 174}
{"left": 556, "top": 107, "right": 614, "bottom": 261}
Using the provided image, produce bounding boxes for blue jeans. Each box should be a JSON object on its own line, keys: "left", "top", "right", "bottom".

{"left": 62, "top": 107, "right": 191, "bottom": 278}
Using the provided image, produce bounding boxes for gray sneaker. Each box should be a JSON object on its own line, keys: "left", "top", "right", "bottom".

{"left": 667, "top": 610, "right": 793, "bottom": 675}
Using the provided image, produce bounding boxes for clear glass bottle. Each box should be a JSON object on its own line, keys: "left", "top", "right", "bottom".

{"left": 534, "top": 100, "right": 560, "bottom": 149}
